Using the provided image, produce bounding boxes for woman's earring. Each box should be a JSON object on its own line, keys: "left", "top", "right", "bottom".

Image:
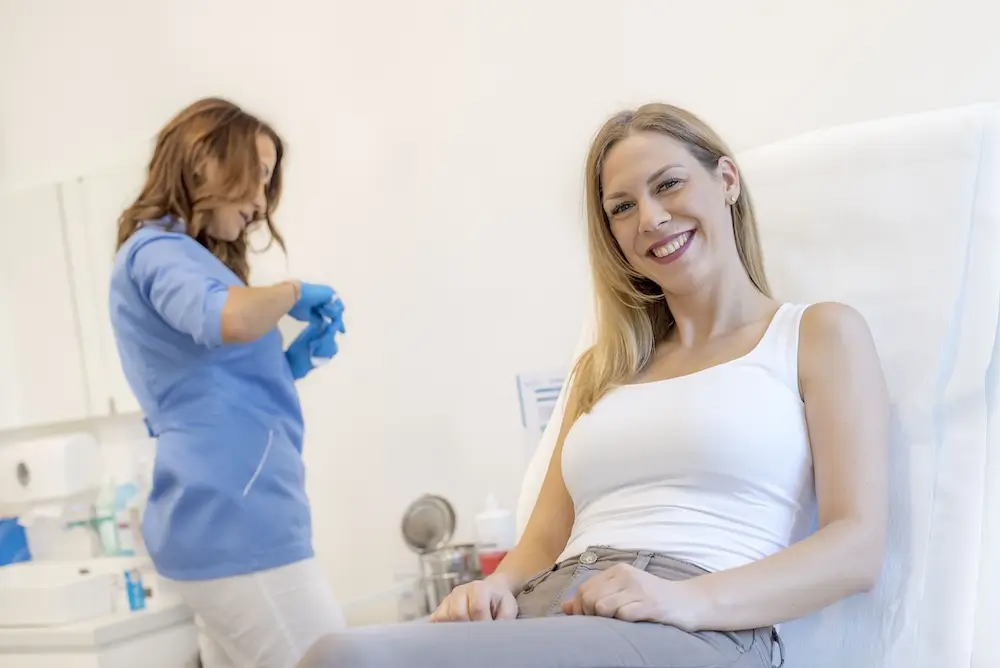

{"left": 729, "top": 195, "right": 737, "bottom": 205}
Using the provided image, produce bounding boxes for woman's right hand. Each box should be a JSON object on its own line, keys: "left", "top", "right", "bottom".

{"left": 429, "top": 576, "right": 518, "bottom": 622}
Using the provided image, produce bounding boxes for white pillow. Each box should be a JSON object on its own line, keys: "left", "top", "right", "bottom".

{"left": 517, "top": 104, "right": 1000, "bottom": 668}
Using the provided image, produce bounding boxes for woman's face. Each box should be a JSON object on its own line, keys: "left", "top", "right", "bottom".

{"left": 203, "top": 132, "right": 278, "bottom": 242}
{"left": 601, "top": 131, "right": 740, "bottom": 295}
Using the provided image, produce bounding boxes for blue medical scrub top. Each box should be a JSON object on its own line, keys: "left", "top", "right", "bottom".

{"left": 109, "top": 219, "right": 312, "bottom": 581}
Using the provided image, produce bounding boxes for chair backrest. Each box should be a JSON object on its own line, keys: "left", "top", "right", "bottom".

{"left": 517, "top": 104, "right": 1000, "bottom": 668}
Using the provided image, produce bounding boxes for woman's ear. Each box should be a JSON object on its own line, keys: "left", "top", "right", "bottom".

{"left": 183, "top": 157, "right": 203, "bottom": 189}
{"left": 191, "top": 159, "right": 207, "bottom": 185}
{"left": 717, "top": 156, "right": 741, "bottom": 203}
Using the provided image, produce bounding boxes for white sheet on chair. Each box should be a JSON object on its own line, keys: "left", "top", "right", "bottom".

{"left": 517, "top": 104, "right": 1000, "bottom": 668}
{"left": 976, "top": 319, "right": 1000, "bottom": 666}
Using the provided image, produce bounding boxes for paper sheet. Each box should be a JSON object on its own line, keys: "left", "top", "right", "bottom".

{"left": 516, "top": 369, "right": 567, "bottom": 464}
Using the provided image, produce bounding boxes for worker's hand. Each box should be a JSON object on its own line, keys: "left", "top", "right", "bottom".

{"left": 285, "top": 318, "right": 338, "bottom": 380}
{"left": 317, "top": 298, "right": 346, "bottom": 335}
{"left": 309, "top": 316, "right": 341, "bottom": 366}
{"left": 429, "top": 576, "right": 518, "bottom": 623}
{"left": 288, "top": 282, "right": 339, "bottom": 322}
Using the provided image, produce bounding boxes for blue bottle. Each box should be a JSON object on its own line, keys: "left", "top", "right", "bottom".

{"left": 124, "top": 569, "right": 147, "bottom": 611}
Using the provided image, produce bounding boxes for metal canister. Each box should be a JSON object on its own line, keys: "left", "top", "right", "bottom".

{"left": 400, "top": 495, "right": 484, "bottom": 614}
{"left": 419, "top": 543, "right": 482, "bottom": 611}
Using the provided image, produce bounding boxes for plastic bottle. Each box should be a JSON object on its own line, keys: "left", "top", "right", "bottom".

{"left": 114, "top": 479, "right": 139, "bottom": 557}
{"left": 474, "top": 493, "right": 516, "bottom": 576}
{"left": 124, "top": 568, "right": 147, "bottom": 611}
{"left": 94, "top": 476, "right": 120, "bottom": 556}
{"left": 128, "top": 456, "right": 154, "bottom": 557}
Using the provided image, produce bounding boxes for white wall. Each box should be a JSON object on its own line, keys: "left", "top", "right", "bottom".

{"left": 3, "top": 0, "right": 999, "bottom": 599}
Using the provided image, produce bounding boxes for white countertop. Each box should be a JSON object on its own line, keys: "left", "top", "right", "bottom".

{"left": 0, "top": 600, "right": 194, "bottom": 651}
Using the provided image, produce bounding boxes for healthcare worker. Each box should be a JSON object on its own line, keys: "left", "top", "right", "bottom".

{"left": 109, "top": 97, "right": 346, "bottom": 668}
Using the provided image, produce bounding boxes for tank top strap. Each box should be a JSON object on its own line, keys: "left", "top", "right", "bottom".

{"left": 747, "top": 302, "right": 812, "bottom": 398}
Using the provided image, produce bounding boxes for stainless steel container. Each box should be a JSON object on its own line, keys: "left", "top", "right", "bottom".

{"left": 400, "top": 495, "right": 482, "bottom": 614}
{"left": 419, "top": 543, "right": 482, "bottom": 611}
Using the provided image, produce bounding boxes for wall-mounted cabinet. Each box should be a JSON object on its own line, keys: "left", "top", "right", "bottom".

{"left": 0, "top": 184, "right": 91, "bottom": 429}
{"left": 0, "top": 163, "right": 146, "bottom": 431}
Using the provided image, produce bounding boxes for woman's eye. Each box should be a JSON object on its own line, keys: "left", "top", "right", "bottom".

{"left": 656, "top": 178, "right": 681, "bottom": 193}
{"left": 610, "top": 202, "right": 633, "bottom": 216}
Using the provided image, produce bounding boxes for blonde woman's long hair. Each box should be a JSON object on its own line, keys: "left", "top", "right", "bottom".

{"left": 565, "top": 103, "right": 771, "bottom": 423}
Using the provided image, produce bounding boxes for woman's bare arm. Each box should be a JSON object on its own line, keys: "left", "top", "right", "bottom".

{"left": 220, "top": 281, "right": 301, "bottom": 343}
{"left": 680, "top": 301, "right": 889, "bottom": 631}
{"left": 489, "top": 400, "right": 579, "bottom": 593}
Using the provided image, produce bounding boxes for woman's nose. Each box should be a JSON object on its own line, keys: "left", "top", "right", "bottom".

{"left": 637, "top": 197, "right": 670, "bottom": 234}
{"left": 252, "top": 187, "right": 267, "bottom": 218}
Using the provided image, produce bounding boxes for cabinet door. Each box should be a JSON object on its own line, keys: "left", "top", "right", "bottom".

{"left": 61, "top": 163, "right": 146, "bottom": 417}
{"left": 0, "top": 184, "right": 90, "bottom": 429}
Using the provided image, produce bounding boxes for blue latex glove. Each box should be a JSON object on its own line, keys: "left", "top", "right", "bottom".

{"left": 311, "top": 323, "right": 339, "bottom": 363}
{"left": 317, "top": 299, "right": 346, "bottom": 335}
{"left": 288, "top": 283, "right": 338, "bottom": 322}
{"left": 285, "top": 318, "right": 338, "bottom": 380}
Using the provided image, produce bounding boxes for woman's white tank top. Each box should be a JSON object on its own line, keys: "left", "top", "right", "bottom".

{"left": 559, "top": 303, "right": 817, "bottom": 572}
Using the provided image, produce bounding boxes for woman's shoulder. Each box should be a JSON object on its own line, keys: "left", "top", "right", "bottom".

{"left": 797, "top": 301, "right": 881, "bottom": 384}
{"left": 118, "top": 218, "right": 189, "bottom": 254}
{"left": 799, "top": 301, "right": 872, "bottom": 344}
{"left": 114, "top": 219, "right": 210, "bottom": 276}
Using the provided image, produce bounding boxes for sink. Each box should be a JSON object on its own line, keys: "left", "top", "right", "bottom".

{"left": 0, "top": 562, "right": 115, "bottom": 626}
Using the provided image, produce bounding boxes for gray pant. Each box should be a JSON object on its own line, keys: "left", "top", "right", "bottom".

{"left": 299, "top": 547, "right": 781, "bottom": 668}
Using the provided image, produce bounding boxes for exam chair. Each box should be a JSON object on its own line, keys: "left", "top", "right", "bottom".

{"left": 518, "top": 104, "right": 1000, "bottom": 668}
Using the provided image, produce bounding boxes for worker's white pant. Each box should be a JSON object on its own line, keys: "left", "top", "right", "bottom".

{"left": 164, "top": 558, "right": 345, "bottom": 668}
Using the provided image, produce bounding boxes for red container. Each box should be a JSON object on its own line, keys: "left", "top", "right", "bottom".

{"left": 478, "top": 550, "right": 507, "bottom": 576}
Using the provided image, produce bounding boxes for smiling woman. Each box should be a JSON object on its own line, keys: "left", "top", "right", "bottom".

{"left": 299, "top": 102, "right": 888, "bottom": 668}
{"left": 108, "top": 97, "right": 347, "bottom": 668}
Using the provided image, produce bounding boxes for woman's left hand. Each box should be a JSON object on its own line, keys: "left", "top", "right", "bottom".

{"left": 560, "top": 564, "right": 709, "bottom": 632}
